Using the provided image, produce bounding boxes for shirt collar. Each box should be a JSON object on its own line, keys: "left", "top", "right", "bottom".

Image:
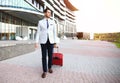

{"left": 44, "top": 17, "right": 50, "bottom": 21}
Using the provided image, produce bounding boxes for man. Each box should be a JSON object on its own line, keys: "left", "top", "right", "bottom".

{"left": 35, "top": 8, "right": 57, "bottom": 78}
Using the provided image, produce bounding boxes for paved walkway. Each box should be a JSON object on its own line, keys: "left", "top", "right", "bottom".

{"left": 0, "top": 39, "right": 120, "bottom": 83}
{"left": 0, "top": 40, "right": 35, "bottom": 47}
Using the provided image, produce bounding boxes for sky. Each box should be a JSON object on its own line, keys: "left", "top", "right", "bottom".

{"left": 70, "top": 0, "right": 120, "bottom": 33}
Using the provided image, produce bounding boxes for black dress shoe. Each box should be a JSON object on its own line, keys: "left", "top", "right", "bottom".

{"left": 48, "top": 69, "right": 53, "bottom": 73}
{"left": 41, "top": 72, "right": 46, "bottom": 78}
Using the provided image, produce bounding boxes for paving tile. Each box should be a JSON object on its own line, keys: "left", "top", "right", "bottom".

{"left": 0, "top": 40, "right": 120, "bottom": 83}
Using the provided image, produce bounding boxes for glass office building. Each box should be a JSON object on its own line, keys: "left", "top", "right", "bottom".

{"left": 0, "top": 0, "right": 77, "bottom": 40}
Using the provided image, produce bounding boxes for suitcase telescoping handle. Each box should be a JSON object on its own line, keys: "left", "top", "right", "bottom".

{"left": 54, "top": 47, "right": 59, "bottom": 53}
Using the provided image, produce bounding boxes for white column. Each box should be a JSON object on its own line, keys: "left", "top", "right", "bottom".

{"left": 52, "top": 12, "right": 54, "bottom": 20}
{"left": 63, "top": 14, "right": 66, "bottom": 36}
{"left": 90, "top": 32, "right": 94, "bottom": 40}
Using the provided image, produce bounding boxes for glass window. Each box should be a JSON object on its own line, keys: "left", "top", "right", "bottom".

{"left": 0, "top": 11, "right": 37, "bottom": 40}
{"left": 39, "top": 5, "right": 44, "bottom": 12}
{"left": 32, "top": 0, "right": 34, "bottom": 4}
{"left": 0, "top": 0, "right": 37, "bottom": 11}
{"left": 2, "top": 13, "right": 5, "bottom": 23}
{"left": 0, "top": 12, "right": 2, "bottom": 22}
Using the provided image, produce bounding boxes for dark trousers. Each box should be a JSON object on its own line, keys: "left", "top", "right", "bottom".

{"left": 40, "top": 39, "right": 54, "bottom": 72}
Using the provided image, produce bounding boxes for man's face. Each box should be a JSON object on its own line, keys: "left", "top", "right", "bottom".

{"left": 45, "top": 10, "right": 51, "bottom": 18}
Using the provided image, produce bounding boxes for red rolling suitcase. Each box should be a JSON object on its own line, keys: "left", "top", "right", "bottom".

{"left": 52, "top": 48, "right": 63, "bottom": 66}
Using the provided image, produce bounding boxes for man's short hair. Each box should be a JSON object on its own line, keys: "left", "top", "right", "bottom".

{"left": 44, "top": 8, "right": 51, "bottom": 13}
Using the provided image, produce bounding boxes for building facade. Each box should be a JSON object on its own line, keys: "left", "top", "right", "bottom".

{"left": 0, "top": 0, "right": 77, "bottom": 40}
